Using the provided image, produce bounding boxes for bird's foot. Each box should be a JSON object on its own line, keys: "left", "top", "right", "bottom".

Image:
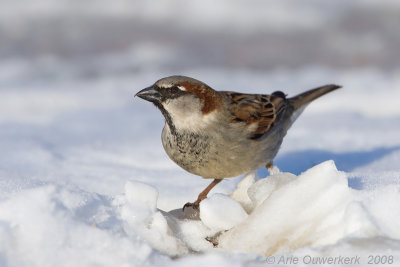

{"left": 182, "top": 201, "right": 200, "bottom": 211}
{"left": 182, "top": 196, "right": 205, "bottom": 211}
{"left": 267, "top": 164, "right": 280, "bottom": 175}
{"left": 182, "top": 179, "right": 223, "bottom": 211}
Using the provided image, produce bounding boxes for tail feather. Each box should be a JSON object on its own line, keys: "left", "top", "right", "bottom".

{"left": 289, "top": 84, "right": 341, "bottom": 111}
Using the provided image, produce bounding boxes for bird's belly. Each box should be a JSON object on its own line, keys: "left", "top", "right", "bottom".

{"left": 161, "top": 127, "right": 280, "bottom": 178}
{"left": 161, "top": 129, "right": 219, "bottom": 177}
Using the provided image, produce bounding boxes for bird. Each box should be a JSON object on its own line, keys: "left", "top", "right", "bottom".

{"left": 135, "top": 75, "right": 341, "bottom": 210}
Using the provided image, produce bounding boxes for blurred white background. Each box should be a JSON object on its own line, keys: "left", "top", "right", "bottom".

{"left": 1, "top": 0, "right": 400, "bottom": 81}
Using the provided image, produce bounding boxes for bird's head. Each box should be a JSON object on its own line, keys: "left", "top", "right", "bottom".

{"left": 136, "top": 76, "right": 222, "bottom": 131}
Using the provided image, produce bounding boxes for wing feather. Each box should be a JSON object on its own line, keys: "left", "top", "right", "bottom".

{"left": 222, "top": 91, "right": 287, "bottom": 139}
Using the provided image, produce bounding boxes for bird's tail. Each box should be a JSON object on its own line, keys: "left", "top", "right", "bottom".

{"left": 288, "top": 84, "right": 341, "bottom": 111}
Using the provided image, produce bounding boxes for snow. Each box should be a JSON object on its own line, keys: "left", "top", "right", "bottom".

{"left": 0, "top": 185, "right": 152, "bottom": 267}
{"left": 116, "top": 181, "right": 188, "bottom": 257}
{"left": 200, "top": 193, "right": 248, "bottom": 232}
{"left": 219, "top": 161, "right": 378, "bottom": 255}
{"left": 1, "top": 75, "right": 400, "bottom": 266}
{"left": 1, "top": 0, "right": 400, "bottom": 266}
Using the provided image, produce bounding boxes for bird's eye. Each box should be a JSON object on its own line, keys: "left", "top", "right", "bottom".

{"left": 170, "top": 85, "right": 185, "bottom": 92}
{"left": 167, "top": 86, "right": 187, "bottom": 99}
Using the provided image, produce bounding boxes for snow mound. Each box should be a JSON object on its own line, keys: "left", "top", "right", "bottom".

{"left": 219, "top": 160, "right": 378, "bottom": 255}
{"left": 115, "top": 160, "right": 386, "bottom": 257}
{"left": 0, "top": 185, "right": 152, "bottom": 267}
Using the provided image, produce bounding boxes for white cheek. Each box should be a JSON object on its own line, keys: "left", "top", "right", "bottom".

{"left": 162, "top": 97, "right": 216, "bottom": 131}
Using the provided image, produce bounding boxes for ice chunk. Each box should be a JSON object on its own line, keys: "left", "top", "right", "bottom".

{"left": 230, "top": 172, "right": 258, "bottom": 213}
{"left": 117, "top": 181, "right": 188, "bottom": 257}
{"left": 172, "top": 217, "right": 215, "bottom": 252}
{"left": 218, "top": 160, "right": 378, "bottom": 255}
{"left": 200, "top": 193, "right": 248, "bottom": 232}
{"left": 247, "top": 172, "right": 297, "bottom": 209}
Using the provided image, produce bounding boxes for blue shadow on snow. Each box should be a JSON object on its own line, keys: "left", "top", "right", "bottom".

{"left": 257, "top": 146, "right": 400, "bottom": 190}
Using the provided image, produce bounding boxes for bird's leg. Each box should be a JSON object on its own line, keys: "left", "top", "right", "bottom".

{"left": 266, "top": 161, "right": 273, "bottom": 171}
{"left": 266, "top": 161, "right": 280, "bottom": 175}
{"left": 183, "top": 178, "right": 222, "bottom": 211}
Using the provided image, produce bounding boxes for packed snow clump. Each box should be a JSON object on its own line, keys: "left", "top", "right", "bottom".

{"left": 200, "top": 193, "right": 248, "bottom": 231}
{"left": 115, "top": 181, "right": 189, "bottom": 257}
{"left": 114, "top": 160, "right": 385, "bottom": 256}
{"left": 219, "top": 160, "right": 378, "bottom": 255}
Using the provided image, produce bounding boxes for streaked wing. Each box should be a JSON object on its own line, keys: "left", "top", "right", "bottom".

{"left": 222, "top": 91, "right": 287, "bottom": 139}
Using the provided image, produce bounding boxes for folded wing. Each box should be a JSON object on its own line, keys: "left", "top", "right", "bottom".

{"left": 223, "top": 91, "right": 287, "bottom": 139}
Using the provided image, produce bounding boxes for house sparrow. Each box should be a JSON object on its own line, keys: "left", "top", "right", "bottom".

{"left": 136, "top": 75, "right": 341, "bottom": 210}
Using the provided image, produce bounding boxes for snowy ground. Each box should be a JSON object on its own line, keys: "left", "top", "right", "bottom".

{"left": 1, "top": 0, "right": 400, "bottom": 266}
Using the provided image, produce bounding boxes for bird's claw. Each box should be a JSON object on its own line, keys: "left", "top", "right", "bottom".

{"left": 182, "top": 202, "right": 199, "bottom": 211}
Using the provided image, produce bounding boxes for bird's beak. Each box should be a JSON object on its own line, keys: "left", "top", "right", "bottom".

{"left": 135, "top": 86, "right": 162, "bottom": 103}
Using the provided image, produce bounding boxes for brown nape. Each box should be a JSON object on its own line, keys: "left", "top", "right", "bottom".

{"left": 182, "top": 179, "right": 222, "bottom": 211}
{"left": 179, "top": 81, "right": 222, "bottom": 114}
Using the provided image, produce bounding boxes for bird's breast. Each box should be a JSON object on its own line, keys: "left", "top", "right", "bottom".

{"left": 161, "top": 125, "right": 212, "bottom": 175}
